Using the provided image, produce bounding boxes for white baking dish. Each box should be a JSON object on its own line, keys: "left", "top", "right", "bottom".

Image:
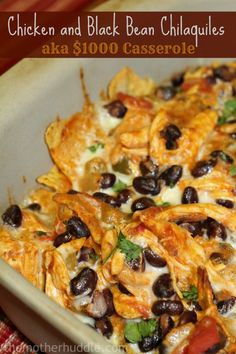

{"left": 0, "top": 1, "right": 236, "bottom": 353}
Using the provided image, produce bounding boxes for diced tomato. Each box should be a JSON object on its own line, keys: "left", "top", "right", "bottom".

{"left": 117, "top": 92, "right": 153, "bottom": 109}
{"left": 199, "top": 79, "right": 214, "bottom": 93}
{"left": 181, "top": 78, "right": 213, "bottom": 93}
{"left": 185, "top": 316, "right": 221, "bottom": 354}
{"left": 182, "top": 347, "right": 189, "bottom": 354}
{"left": 181, "top": 81, "right": 195, "bottom": 91}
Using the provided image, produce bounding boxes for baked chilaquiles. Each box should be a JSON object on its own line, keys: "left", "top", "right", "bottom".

{"left": 1, "top": 63, "right": 236, "bottom": 353}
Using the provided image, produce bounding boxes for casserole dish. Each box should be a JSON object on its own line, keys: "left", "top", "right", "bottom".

{"left": 1, "top": 1, "right": 236, "bottom": 354}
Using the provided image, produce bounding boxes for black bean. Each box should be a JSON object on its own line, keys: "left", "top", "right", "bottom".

{"left": 138, "top": 336, "right": 155, "bottom": 352}
{"left": 177, "top": 221, "right": 204, "bottom": 237}
{"left": 103, "top": 289, "right": 115, "bottom": 316}
{"left": 26, "top": 203, "right": 41, "bottom": 211}
{"left": 131, "top": 197, "right": 155, "bottom": 212}
{"left": 95, "top": 317, "right": 113, "bottom": 338}
{"left": 152, "top": 273, "right": 174, "bottom": 298}
{"left": 70, "top": 267, "right": 98, "bottom": 296}
{"left": 133, "top": 177, "right": 161, "bottom": 196}
{"left": 230, "top": 132, "right": 236, "bottom": 140}
{"left": 104, "top": 100, "right": 127, "bottom": 118}
{"left": 171, "top": 72, "right": 184, "bottom": 87}
{"left": 216, "top": 199, "right": 234, "bottom": 209}
{"left": 204, "top": 217, "right": 227, "bottom": 241}
{"left": 93, "top": 192, "right": 121, "bottom": 208}
{"left": 205, "top": 75, "right": 217, "bottom": 85}
{"left": 78, "top": 246, "right": 94, "bottom": 263}
{"left": 210, "top": 252, "right": 228, "bottom": 265}
{"left": 213, "top": 65, "right": 234, "bottom": 82}
{"left": 182, "top": 187, "right": 199, "bottom": 204}
{"left": 138, "top": 322, "right": 161, "bottom": 352}
{"left": 138, "top": 330, "right": 161, "bottom": 353}
{"left": 210, "top": 150, "right": 233, "bottom": 164}
{"left": 217, "top": 297, "right": 236, "bottom": 315}
{"left": 53, "top": 232, "right": 72, "bottom": 248}
{"left": 152, "top": 330, "right": 162, "bottom": 348}
{"left": 144, "top": 247, "right": 167, "bottom": 268}
{"left": 159, "top": 165, "right": 183, "bottom": 186}
{"left": 160, "top": 124, "right": 182, "bottom": 141}
{"left": 165, "top": 139, "right": 178, "bottom": 150}
{"left": 191, "top": 159, "right": 216, "bottom": 178}
{"left": 157, "top": 86, "right": 176, "bottom": 101}
{"left": 118, "top": 283, "right": 132, "bottom": 295}
{"left": 127, "top": 254, "right": 145, "bottom": 272}
{"left": 66, "top": 216, "right": 91, "bottom": 238}
{"left": 178, "top": 311, "right": 197, "bottom": 326}
{"left": 140, "top": 158, "right": 159, "bottom": 178}
{"left": 152, "top": 300, "right": 184, "bottom": 316}
{"left": 67, "top": 189, "right": 79, "bottom": 194}
{"left": 2, "top": 204, "right": 22, "bottom": 228}
{"left": 116, "top": 189, "right": 132, "bottom": 204}
{"left": 159, "top": 314, "right": 174, "bottom": 337}
{"left": 99, "top": 173, "right": 116, "bottom": 189}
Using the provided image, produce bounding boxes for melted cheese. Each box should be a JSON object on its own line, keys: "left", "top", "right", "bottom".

{"left": 96, "top": 102, "right": 121, "bottom": 134}
{"left": 198, "top": 191, "right": 215, "bottom": 204}
{"left": 161, "top": 185, "right": 182, "bottom": 205}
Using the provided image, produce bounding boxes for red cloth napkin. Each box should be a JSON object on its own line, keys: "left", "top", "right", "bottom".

{"left": 0, "top": 309, "right": 42, "bottom": 354}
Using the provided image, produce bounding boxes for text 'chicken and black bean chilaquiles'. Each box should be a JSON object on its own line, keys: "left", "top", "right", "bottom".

{"left": 2, "top": 63, "right": 236, "bottom": 353}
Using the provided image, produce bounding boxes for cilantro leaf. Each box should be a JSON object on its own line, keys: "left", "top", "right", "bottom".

{"left": 112, "top": 179, "right": 128, "bottom": 193}
{"left": 88, "top": 145, "right": 97, "bottom": 153}
{"left": 156, "top": 201, "right": 171, "bottom": 207}
{"left": 138, "top": 319, "right": 157, "bottom": 338}
{"left": 182, "top": 285, "right": 198, "bottom": 301}
{"left": 103, "top": 232, "right": 142, "bottom": 264}
{"left": 124, "top": 319, "right": 157, "bottom": 343}
{"left": 217, "top": 116, "right": 227, "bottom": 126}
{"left": 88, "top": 141, "right": 105, "bottom": 153}
{"left": 217, "top": 99, "right": 236, "bottom": 125}
{"left": 230, "top": 165, "right": 236, "bottom": 176}
{"left": 124, "top": 322, "right": 142, "bottom": 343}
{"left": 225, "top": 99, "right": 236, "bottom": 113}
{"left": 117, "top": 232, "right": 142, "bottom": 262}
